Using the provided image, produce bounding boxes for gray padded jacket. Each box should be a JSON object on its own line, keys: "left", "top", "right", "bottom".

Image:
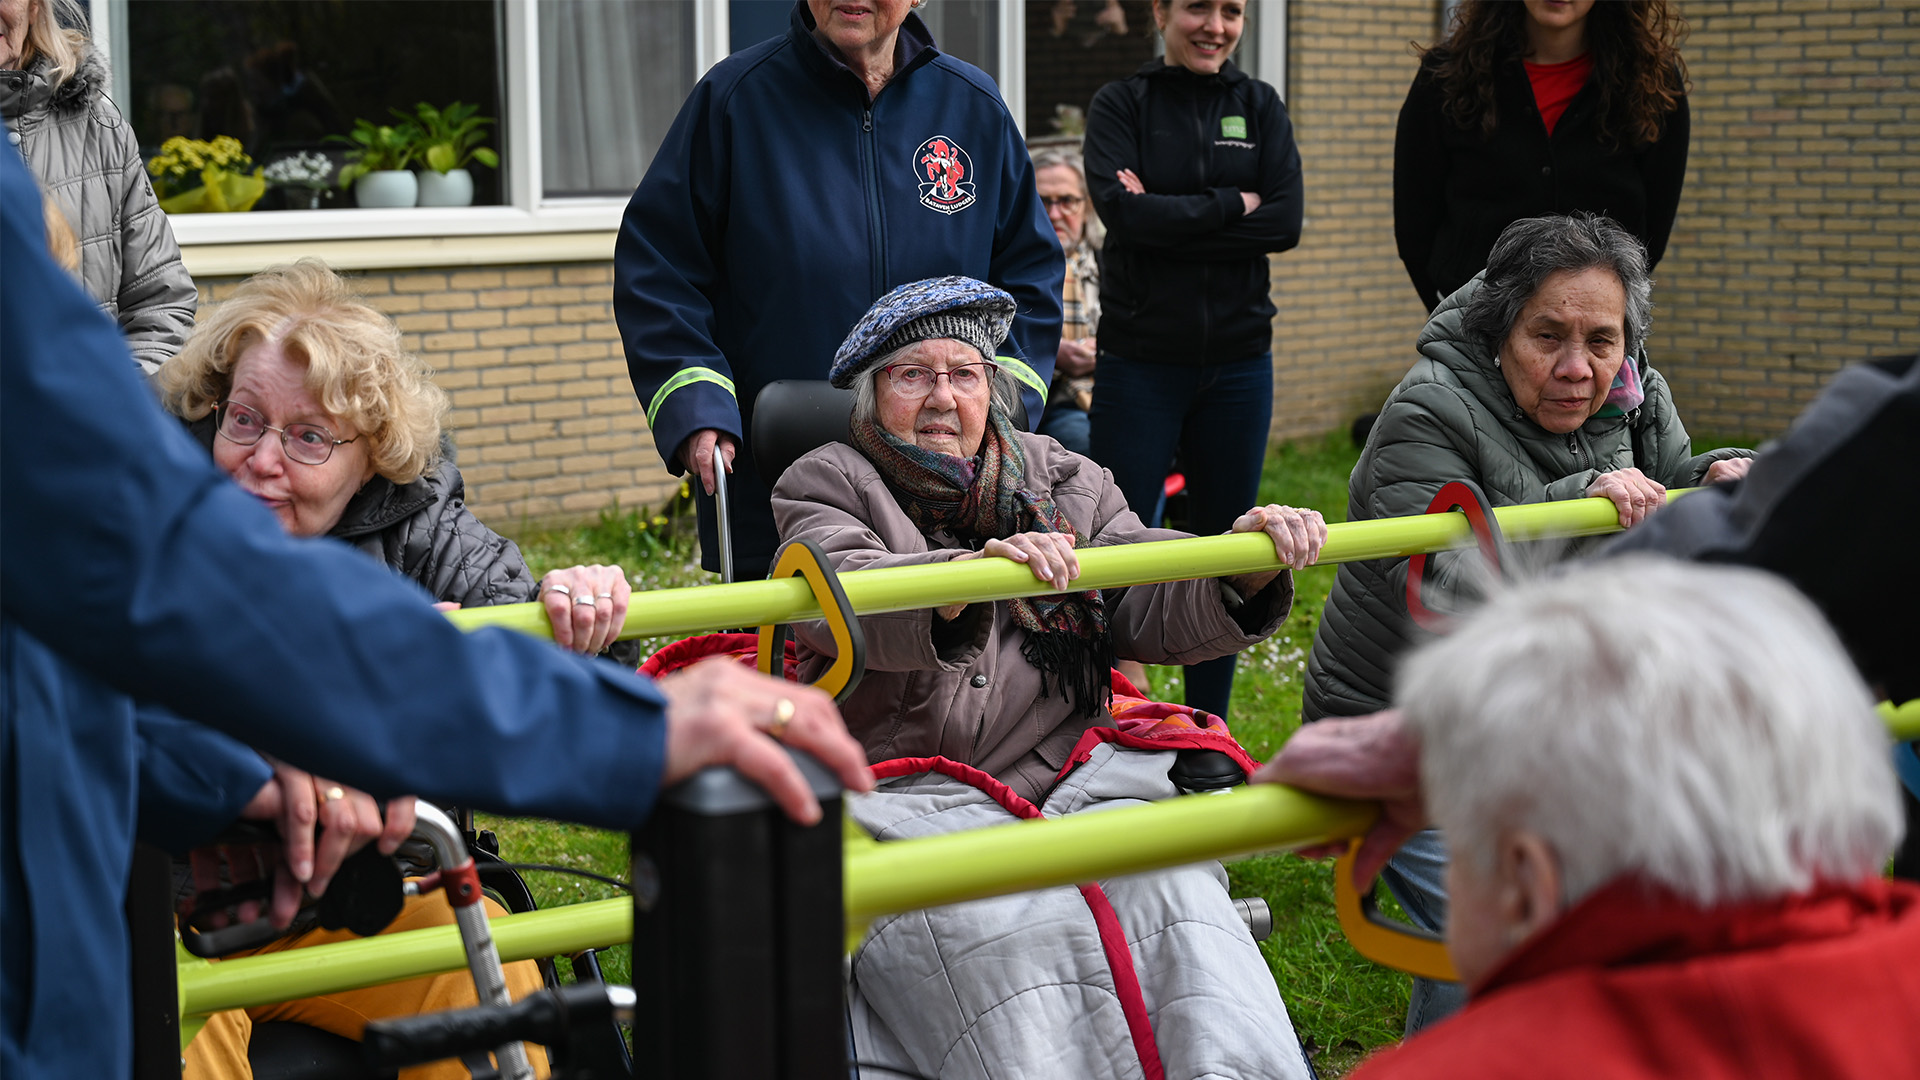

{"left": 2, "top": 51, "right": 195, "bottom": 372}
{"left": 773, "top": 433, "right": 1292, "bottom": 805}
{"left": 1303, "top": 275, "right": 1749, "bottom": 720}
{"left": 329, "top": 456, "right": 537, "bottom": 610}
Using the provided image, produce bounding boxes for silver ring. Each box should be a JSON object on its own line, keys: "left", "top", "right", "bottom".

{"left": 543, "top": 583, "right": 571, "bottom": 598}
{"left": 596, "top": 592, "right": 612, "bottom": 600}
{"left": 574, "top": 594, "right": 597, "bottom": 606}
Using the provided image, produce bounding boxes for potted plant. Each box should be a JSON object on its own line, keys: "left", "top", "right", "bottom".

{"left": 333, "top": 118, "right": 421, "bottom": 208}
{"left": 146, "top": 136, "right": 266, "bottom": 213}
{"left": 262, "top": 151, "right": 334, "bottom": 211}
{"left": 409, "top": 101, "right": 498, "bottom": 208}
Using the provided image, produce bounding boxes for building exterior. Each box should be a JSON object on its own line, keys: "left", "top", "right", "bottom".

{"left": 120, "top": 0, "right": 1915, "bottom": 528}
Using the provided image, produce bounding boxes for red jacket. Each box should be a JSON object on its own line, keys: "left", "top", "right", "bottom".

{"left": 1353, "top": 876, "right": 1920, "bottom": 1079}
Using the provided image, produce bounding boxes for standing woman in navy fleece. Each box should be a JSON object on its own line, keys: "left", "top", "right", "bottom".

{"left": 1394, "top": 0, "right": 1690, "bottom": 312}
{"left": 1083, "top": 0, "right": 1302, "bottom": 721}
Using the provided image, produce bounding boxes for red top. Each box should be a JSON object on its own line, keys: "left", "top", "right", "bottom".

{"left": 1524, "top": 53, "right": 1593, "bottom": 136}
{"left": 1352, "top": 875, "right": 1920, "bottom": 1079}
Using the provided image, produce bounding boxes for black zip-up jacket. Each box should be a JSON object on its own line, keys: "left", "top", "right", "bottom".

{"left": 1393, "top": 49, "right": 1689, "bottom": 311}
{"left": 1083, "top": 59, "right": 1303, "bottom": 366}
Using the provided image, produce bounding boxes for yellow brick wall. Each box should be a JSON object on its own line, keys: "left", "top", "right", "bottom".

{"left": 1266, "top": 0, "right": 1438, "bottom": 445}
{"left": 1658, "top": 0, "right": 1920, "bottom": 437}
{"left": 1269, "top": 0, "right": 1920, "bottom": 446}
{"left": 195, "top": 263, "right": 680, "bottom": 530}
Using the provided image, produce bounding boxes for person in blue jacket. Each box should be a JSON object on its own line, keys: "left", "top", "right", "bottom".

{"left": 616, "top": 0, "right": 1064, "bottom": 580}
{"left": 0, "top": 142, "right": 872, "bottom": 1080}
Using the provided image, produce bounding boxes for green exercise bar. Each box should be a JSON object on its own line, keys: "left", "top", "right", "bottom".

{"left": 841, "top": 782, "right": 1376, "bottom": 927}
{"left": 177, "top": 897, "right": 631, "bottom": 1019}
{"left": 447, "top": 492, "right": 1670, "bottom": 642}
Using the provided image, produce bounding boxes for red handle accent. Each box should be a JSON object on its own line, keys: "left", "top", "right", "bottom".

{"left": 1406, "top": 480, "right": 1506, "bottom": 631}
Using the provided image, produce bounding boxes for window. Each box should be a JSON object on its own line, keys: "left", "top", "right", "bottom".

{"left": 123, "top": 0, "right": 508, "bottom": 210}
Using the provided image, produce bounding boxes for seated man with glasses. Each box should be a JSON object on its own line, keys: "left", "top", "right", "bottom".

{"left": 1031, "top": 147, "right": 1103, "bottom": 456}
{"left": 153, "top": 259, "right": 633, "bottom": 1079}
{"left": 769, "top": 277, "right": 1330, "bottom": 1079}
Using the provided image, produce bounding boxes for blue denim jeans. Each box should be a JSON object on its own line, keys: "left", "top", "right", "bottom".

{"left": 1036, "top": 403, "right": 1091, "bottom": 456}
{"left": 1087, "top": 352, "right": 1273, "bottom": 719}
{"left": 1380, "top": 829, "right": 1467, "bottom": 1033}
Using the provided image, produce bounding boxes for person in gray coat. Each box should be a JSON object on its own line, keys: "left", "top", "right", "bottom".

{"left": 1, "top": 0, "right": 197, "bottom": 371}
{"left": 773, "top": 277, "right": 1329, "bottom": 1079}
{"left": 1302, "top": 211, "right": 1751, "bottom": 1032}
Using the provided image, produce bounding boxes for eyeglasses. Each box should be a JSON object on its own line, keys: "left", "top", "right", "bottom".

{"left": 1041, "top": 195, "right": 1084, "bottom": 211}
{"left": 880, "top": 361, "right": 998, "bottom": 399}
{"left": 216, "top": 400, "right": 360, "bottom": 466}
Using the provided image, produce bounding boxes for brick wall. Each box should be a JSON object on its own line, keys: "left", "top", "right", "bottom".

{"left": 1657, "top": 0, "right": 1920, "bottom": 438}
{"left": 194, "top": 262, "right": 680, "bottom": 530}
{"left": 1265, "top": 0, "right": 1437, "bottom": 444}
{"left": 1267, "top": 0, "right": 1920, "bottom": 446}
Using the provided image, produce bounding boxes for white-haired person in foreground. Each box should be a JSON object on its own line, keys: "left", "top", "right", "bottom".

{"left": 1268, "top": 557, "right": 1919, "bottom": 1079}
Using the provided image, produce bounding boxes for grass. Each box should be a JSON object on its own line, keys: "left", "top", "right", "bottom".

{"left": 483, "top": 432, "right": 1412, "bottom": 1075}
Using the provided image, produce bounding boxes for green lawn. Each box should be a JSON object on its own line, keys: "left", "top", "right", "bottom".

{"left": 485, "top": 432, "right": 1409, "bottom": 1075}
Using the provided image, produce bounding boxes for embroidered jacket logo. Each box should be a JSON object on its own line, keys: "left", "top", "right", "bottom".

{"left": 914, "top": 136, "right": 976, "bottom": 215}
{"left": 1220, "top": 116, "right": 1247, "bottom": 139}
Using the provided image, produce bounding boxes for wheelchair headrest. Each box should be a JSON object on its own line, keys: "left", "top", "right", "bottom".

{"left": 751, "top": 380, "right": 856, "bottom": 485}
{"left": 749, "top": 377, "right": 1034, "bottom": 486}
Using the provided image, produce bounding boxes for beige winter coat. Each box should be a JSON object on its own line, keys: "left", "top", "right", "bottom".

{"left": 772, "top": 433, "right": 1292, "bottom": 804}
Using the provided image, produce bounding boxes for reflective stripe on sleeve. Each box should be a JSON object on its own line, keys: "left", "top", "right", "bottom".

{"left": 646, "top": 367, "right": 738, "bottom": 426}
{"left": 993, "top": 356, "right": 1048, "bottom": 398}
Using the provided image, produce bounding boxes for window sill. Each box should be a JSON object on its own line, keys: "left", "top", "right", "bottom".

{"left": 173, "top": 201, "right": 625, "bottom": 277}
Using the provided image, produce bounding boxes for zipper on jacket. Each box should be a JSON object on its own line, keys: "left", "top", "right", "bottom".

{"left": 1567, "top": 431, "right": 1588, "bottom": 471}
{"left": 859, "top": 106, "right": 886, "bottom": 299}
{"left": 1194, "top": 85, "right": 1213, "bottom": 358}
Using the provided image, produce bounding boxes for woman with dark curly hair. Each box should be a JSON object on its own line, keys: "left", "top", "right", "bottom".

{"left": 1394, "top": 0, "right": 1689, "bottom": 311}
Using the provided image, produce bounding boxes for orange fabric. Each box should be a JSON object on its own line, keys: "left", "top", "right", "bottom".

{"left": 183, "top": 893, "right": 551, "bottom": 1080}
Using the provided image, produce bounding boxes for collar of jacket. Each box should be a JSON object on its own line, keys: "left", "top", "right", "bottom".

{"left": 327, "top": 468, "right": 441, "bottom": 541}
{"left": 1474, "top": 874, "right": 1918, "bottom": 998}
{"left": 1131, "top": 55, "right": 1249, "bottom": 88}
{"left": 0, "top": 51, "right": 105, "bottom": 120}
{"left": 789, "top": 1, "right": 939, "bottom": 99}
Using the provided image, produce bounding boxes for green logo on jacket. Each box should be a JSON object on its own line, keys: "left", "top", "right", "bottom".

{"left": 1220, "top": 116, "right": 1247, "bottom": 139}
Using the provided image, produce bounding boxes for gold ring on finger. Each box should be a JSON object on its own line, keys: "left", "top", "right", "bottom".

{"left": 322, "top": 786, "right": 346, "bottom": 803}
{"left": 770, "top": 697, "right": 796, "bottom": 740}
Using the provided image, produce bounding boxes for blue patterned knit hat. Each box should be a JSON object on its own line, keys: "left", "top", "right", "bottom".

{"left": 828, "top": 276, "right": 1016, "bottom": 389}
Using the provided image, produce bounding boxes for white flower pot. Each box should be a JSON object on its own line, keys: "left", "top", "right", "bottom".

{"left": 354, "top": 170, "right": 418, "bottom": 209}
{"left": 417, "top": 168, "right": 474, "bottom": 208}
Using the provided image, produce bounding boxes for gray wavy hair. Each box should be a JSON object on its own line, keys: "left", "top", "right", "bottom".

{"left": 1400, "top": 556, "right": 1902, "bottom": 909}
{"left": 1461, "top": 212, "right": 1654, "bottom": 358}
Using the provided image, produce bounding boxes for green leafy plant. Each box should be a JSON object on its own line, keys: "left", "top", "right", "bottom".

{"left": 330, "top": 117, "right": 421, "bottom": 188}
{"left": 409, "top": 101, "right": 499, "bottom": 175}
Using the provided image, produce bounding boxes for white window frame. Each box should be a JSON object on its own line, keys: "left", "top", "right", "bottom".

{"left": 90, "top": 1, "right": 1281, "bottom": 254}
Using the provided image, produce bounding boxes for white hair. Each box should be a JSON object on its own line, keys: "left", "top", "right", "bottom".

{"left": 1399, "top": 556, "right": 1902, "bottom": 908}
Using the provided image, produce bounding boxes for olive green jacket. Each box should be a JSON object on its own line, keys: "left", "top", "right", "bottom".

{"left": 1303, "top": 275, "right": 1749, "bottom": 719}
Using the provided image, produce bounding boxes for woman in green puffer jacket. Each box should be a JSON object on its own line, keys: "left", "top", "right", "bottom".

{"left": 1300, "top": 211, "right": 1751, "bottom": 1033}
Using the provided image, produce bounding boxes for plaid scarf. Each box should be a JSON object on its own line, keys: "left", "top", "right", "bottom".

{"left": 852, "top": 404, "right": 1113, "bottom": 717}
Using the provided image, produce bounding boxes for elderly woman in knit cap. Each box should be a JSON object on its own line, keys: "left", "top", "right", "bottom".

{"left": 771, "top": 276, "right": 1326, "bottom": 1079}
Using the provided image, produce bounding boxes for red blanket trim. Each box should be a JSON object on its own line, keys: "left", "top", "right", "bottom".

{"left": 639, "top": 632, "right": 798, "bottom": 681}
{"left": 1077, "top": 882, "right": 1167, "bottom": 1080}
{"left": 870, "top": 756, "right": 1041, "bottom": 820}
{"left": 1051, "top": 725, "right": 1261, "bottom": 790}
{"left": 871, "top": 755, "right": 1165, "bottom": 1078}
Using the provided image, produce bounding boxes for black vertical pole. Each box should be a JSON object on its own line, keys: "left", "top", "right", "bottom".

{"left": 127, "top": 841, "right": 182, "bottom": 1079}
{"left": 630, "top": 749, "right": 843, "bottom": 1079}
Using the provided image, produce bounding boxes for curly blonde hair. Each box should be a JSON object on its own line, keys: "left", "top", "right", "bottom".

{"left": 157, "top": 260, "right": 448, "bottom": 485}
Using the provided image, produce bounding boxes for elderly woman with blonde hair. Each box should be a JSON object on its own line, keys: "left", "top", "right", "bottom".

{"left": 155, "top": 259, "right": 629, "bottom": 1079}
